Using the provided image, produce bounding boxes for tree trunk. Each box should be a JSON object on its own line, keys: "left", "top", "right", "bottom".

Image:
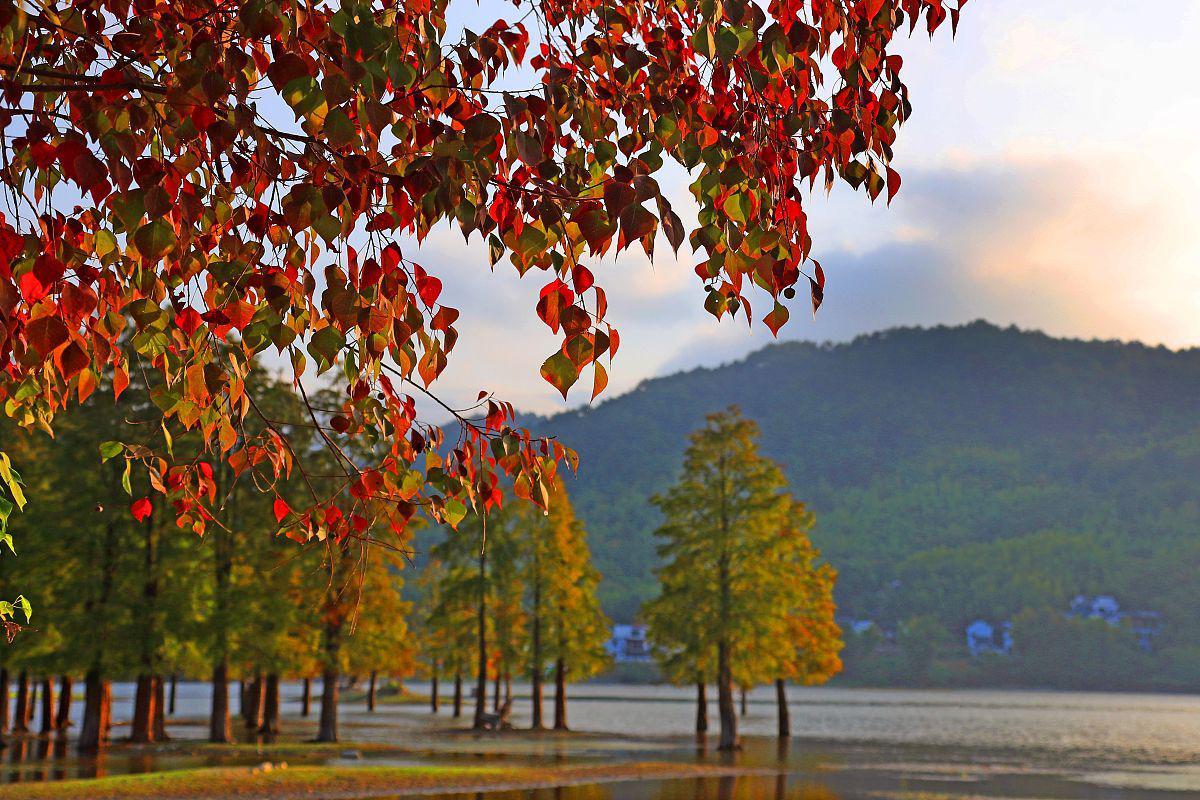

{"left": 531, "top": 610, "right": 544, "bottom": 729}
{"left": 367, "top": 671, "right": 377, "bottom": 712}
{"left": 130, "top": 674, "right": 157, "bottom": 743}
{"left": 316, "top": 668, "right": 339, "bottom": 742}
{"left": 775, "top": 678, "right": 790, "bottom": 738}
{"left": 209, "top": 662, "right": 231, "bottom": 743}
{"left": 716, "top": 640, "right": 739, "bottom": 751}
{"left": 12, "top": 670, "right": 29, "bottom": 733}
{"left": 39, "top": 678, "right": 54, "bottom": 734}
{"left": 553, "top": 657, "right": 568, "bottom": 731}
{"left": 492, "top": 671, "right": 501, "bottom": 713}
{"left": 55, "top": 676, "right": 71, "bottom": 730}
{"left": 301, "top": 677, "right": 311, "bottom": 718}
{"left": 76, "top": 669, "right": 110, "bottom": 753}
{"left": 505, "top": 672, "right": 512, "bottom": 707}
{"left": 430, "top": 671, "right": 439, "bottom": 713}
{"left": 472, "top": 547, "right": 488, "bottom": 730}
{"left": 168, "top": 674, "right": 177, "bottom": 715}
{"left": 152, "top": 675, "right": 167, "bottom": 741}
{"left": 259, "top": 674, "right": 279, "bottom": 735}
{"left": 696, "top": 682, "right": 708, "bottom": 734}
{"left": 243, "top": 672, "right": 263, "bottom": 730}
{"left": 0, "top": 668, "right": 9, "bottom": 734}
{"left": 452, "top": 671, "right": 463, "bottom": 718}
{"left": 26, "top": 679, "right": 37, "bottom": 727}
{"left": 740, "top": 687, "right": 747, "bottom": 717}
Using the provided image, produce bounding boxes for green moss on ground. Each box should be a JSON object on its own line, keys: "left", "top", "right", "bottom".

{"left": 1, "top": 760, "right": 756, "bottom": 800}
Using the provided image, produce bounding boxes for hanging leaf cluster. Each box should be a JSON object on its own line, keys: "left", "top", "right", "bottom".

{"left": 0, "top": 0, "right": 963, "bottom": 535}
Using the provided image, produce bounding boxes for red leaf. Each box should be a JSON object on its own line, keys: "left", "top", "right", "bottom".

{"left": 273, "top": 497, "right": 291, "bottom": 523}
{"left": 131, "top": 497, "right": 153, "bottom": 522}
{"left": 886, "top": 167, "right": 901, "bottom": 205}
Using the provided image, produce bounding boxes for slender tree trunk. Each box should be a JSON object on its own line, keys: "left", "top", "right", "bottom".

{"left": 316, "top": 668, "right": 338, "bottom": 742}
{"left": 76, "top": 669, "right": 110, "bottom": 753}
{"left": 492, "top": 671, "right": 501, "bottom": 713}
{"left": 39, "top": 678, "right": 54, "bottom": 734}
{"left": 168, "top": 674, "right": 177, "bottom": 716}
{"left": 209, "top": 662, "right": 231, "bottom": 743}
{"left": 530, "top": 596, "right": 544, "bottom": 729}
{"left": 259, "top": 674, "right": 279, "bottom": 734}
{"left": 130, "top": 674, "right": 157, "bottom": 743}
{"left": 12, "top": 670, "right": 29, "bottom": 733}
{"left": 238, "top": 681, "right": 247, "bottom": 720}
{"left": 716, "top": 640, "right": 739, "bottom": 751}
{"left": 472, "top": 547, "right": 488, "bottom": 730}
{"left": 553, "top": 657, "right": 568, "bottom": 731}
{"left": 0, "top": 667, "right": 9, "bottom": 734}
{"left": 505, "top": 672, "right": 512, "bottom": 707}
{"left": 740, "top": 687, "right": 747, "bottom": 717}
{"left": 430, "top": 670, "right": 439, "bottom": 713}
{"left": 452, "top": 670, "right": 463, "bottom": 718}
{"left": 696, "top": 682, "right": 708, "bottom": 734}
{"left": 26, "top": 679, "right": 37, "bottom": 727}
{"left": 55, "top": 676, "right": 71, "bottom": 730}
{"left": 300, "top": 677, "right": 311, "bottom": 718}
{"left": 775, "top": 678, "right": 790, "bottom": 738}
{"left": 152, "top": 675, "right": 167, "bottom": 741}
{"left": 243, "top": 672, "right": 263, "bottom": 730}
{"left": 367, "top": 671, "right": 377, "bottom": 712}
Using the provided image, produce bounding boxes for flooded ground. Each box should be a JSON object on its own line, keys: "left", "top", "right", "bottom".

{"left": 4, "top": 682, "right": 1200, "bottom": 797}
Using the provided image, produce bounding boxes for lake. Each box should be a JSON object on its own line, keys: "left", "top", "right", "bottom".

{"left": 6, "top": 682, "right": 1200, "bottom": 797}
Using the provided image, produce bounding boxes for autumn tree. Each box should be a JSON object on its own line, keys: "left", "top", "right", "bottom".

{"left": 645, "top": 407, "right": 816, "bottom": 750}
{"left": 0, "top": 0, "right": 965, "bottom": 555}
{"left": 736, "top": 502, "right": 842, "bottom": 738}
{"left": 515, "top": 482, "right": 609, "bottom": 731}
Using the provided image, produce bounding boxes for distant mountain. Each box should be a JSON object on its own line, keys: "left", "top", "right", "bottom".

{"left": 528, "top": 321, "right": 1200, "bottom": 638}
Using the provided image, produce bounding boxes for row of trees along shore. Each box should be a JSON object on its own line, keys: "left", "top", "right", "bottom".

{"left": 1, "top": 385, "right": 837, "bottom": 752}
{"left": 0, "top": 365, "right": 613, "bottom": 749}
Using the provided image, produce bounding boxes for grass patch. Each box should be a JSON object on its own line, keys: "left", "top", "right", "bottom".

{"left": 1, "top": 760, "right": 760, "bottom": 800}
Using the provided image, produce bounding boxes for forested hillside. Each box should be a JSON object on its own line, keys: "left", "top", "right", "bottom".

{"left": 531, "top": 321, "right": 1200, "bottom": 660}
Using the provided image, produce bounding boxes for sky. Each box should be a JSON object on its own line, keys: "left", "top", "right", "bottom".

{"left": 414, "top": 1, "right": 1200, "bottom": 416}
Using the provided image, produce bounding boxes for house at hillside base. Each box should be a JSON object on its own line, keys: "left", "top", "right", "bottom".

{"left": 1067, "top": 594, "right": 1163, "bottom": 652}
{"left": 965, "top": 619, "right": 1012, "bottom": 656}
{"left": 606, "top": 624, "right": 653, "bottom": 663}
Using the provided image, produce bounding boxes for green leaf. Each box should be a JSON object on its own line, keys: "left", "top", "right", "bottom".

{"left": 133, "top": 218, "right": 177, "bottom": 261}
{"left": 307, "top": 326, "right": 345, "bottom": 372}
{"left": 540, "top": 351, "right": 579, "bottom": 399}
{"left": 442, "top": 498, "right": 467, "bottom": 528}
{"left": 99, "top": 441, "right": 124, "bottom": 462}
{"left": 121, "top": 459, "right": 132, "bottom": 496}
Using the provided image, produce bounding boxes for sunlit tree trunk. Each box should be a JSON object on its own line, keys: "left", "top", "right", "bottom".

{"left": 696, "top": 681, "right": 708, "bottom": 734}
{"left": 76, "top": 669, "right": 110, "bottom": 753}
{"left": 152, "top": 676, "right": 167, "bottom": 741}
{"left": 130, "top": 674, "right": 157, "bottom": 743}
{"left": 55, "top": 676, "right": 71, "bottom": 730}
{"left": 553, "top": 657, "right": 568, "bottom": 731}
{"left": 775, "top": 678, "right": 789, "bottom": 738}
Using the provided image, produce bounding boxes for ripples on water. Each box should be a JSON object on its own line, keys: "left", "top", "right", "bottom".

{"left": 5, "top": 682, "right": 1200, "bottom": 797}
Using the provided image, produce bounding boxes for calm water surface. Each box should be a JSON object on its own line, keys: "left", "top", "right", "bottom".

{"left": 4, "top": 682, "right": 1200, "bottom": 798}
